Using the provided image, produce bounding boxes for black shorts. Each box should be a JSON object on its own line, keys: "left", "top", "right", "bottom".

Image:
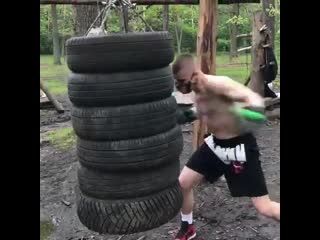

{"left": 186, "top": 133, "right": 268, "bottom": 197}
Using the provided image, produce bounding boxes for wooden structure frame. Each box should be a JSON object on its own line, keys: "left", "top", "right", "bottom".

{"left": 40, "top": 0, "right": 260, "bottom": 5}
{"left": 40, "top": 0, "right": 262, "bottom": 149}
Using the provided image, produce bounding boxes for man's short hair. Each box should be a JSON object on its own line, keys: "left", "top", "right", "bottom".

{"left": 172, "top": 54, "right": 194, "bottom": 76}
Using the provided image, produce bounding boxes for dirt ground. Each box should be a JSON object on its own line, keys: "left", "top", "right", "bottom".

{"left": 40, "top": 99, "right": 280, "bottom": 240}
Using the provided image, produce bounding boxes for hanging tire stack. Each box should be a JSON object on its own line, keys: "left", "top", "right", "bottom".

{"left": 66, "top": 32, "right": 183, "bottom": 235}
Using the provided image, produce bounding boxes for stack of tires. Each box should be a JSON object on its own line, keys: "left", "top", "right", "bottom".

{"left": 66, "top": 32, "right": 183, "bottom": 234}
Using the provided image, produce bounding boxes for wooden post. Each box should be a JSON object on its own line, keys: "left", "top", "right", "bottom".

{"left": 262, "top": 0, "right": 275, "bottom": 49}
{"left": 248, "top": 10, "right": 267, "bottom": 96}
{"left": 193, "top": 0, "right": 218, "bottom": 151}
{"left": 40, "top": 79, "right": 65, "bottom": 113}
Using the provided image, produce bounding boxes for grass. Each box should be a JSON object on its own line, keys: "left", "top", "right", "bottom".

{"left": 44, "top": 79, "right": 67, "bottom": 95}
{"left": 40, "top": 55, "right": 69, "bottom": 95}
{"left": 216, "top": 66, "right": 249, "bottom": 84}
{"left": 40, "top": 55, "right": 69, "bottom": 78}
{"left": 45, "top": 127, "right": 76, "bottom": 151}
{"left": 216, "top": 53, "right": 251, "bottom": 83}
{"left": 40, "top": 221, "right": 54, "bottom": 240}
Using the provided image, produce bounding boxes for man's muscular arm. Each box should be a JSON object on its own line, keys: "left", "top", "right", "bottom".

{"left": 192, "top": 71, "right": 264, "bottom": 108}
{"left": 208, "top": 75, "right": 264, "bottom": 107}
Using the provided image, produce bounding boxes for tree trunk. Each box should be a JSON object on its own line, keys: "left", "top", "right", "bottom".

{"left": 262, "top": 0, "right": 275, "bottom": 48}
{"left": 121, "top": 6, "right": 130, "bottom": 32}
{"left": 51, "top": 4, "right": 61, "bottom": 65}
{"left": 193, "top": 0, "right": 218, "bottom": 151}
{"left": 248, "top": 10, "right": 267, "bottom": 96}
{"left": 163, "top": 5, "right": 169, "bottom": 31}
{"left": 60, "top": 36, "right": 65, "bottom": 63}
{"left": 229, "top": 3, "right": 239, "bottom": 61}
{"left": 73, "top": 5, "right": 100, "bottom": 36}
{"left": 197, "top": 0, "right": 217, "bottom": 76}
{"left": 175, "top": 24, "right": 182, "bottom": 54}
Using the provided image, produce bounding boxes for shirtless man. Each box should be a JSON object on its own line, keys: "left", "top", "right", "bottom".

{"left": 172, "top": 54, "right": 280, "bottom": 240}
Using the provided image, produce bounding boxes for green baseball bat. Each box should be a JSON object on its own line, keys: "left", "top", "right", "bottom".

{"left": 231, "top": 106, "right": 266, "bottom": 122}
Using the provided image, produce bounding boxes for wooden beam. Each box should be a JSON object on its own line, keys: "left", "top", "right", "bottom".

{"left": 40, "top": 79, "right": 65, "bottom": 113}
{"left": 236, "top": 33, "right": 252, "bottom": 38}
{"left": 40, "top": 0, "right": 199, "bottom": 5}
{"left": 40, "top": 0, "right": 260, "bottom": 5}
{"left": 247, "top": 10, "right": 267, "bottom": 96}
{"left": 40, "top": 97, "right": 55, "bottom": 110}
{"left": 192, "top": 0, "right": 218, "bottom": 151}
{"left": 237, "top": 46, "right": 251, "bottom": 52}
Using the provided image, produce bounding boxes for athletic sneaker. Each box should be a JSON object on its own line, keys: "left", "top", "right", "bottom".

{"left": 174, "top": 221, "right": 196, "bottom": 240}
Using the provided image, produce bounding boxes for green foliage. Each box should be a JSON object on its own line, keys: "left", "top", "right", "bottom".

{"left": 180, "top": 24, "right": 197, "bottom": 52}
{"left": 217, "top": 39, "right": 230, "bottom": 52}
{"left": 40, "top": 2, "right": 280, "bottom": 68}
{"left": 40, "top": 6, "right": 52, "bottom": 54}
{"left": 266, "top": 4, "right": 280, "bottom": 17}
{"left": 105, "top": 9, "right": 122, "bottom": 32}
{"left": 40, "top": 5, "right": 74, "bottom": 54}
{"left": 226, "top": 15, "right": 249, "bottom": 26}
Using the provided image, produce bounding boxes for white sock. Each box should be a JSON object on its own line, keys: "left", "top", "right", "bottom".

{"left": 181, "top": 212, "right": 193, "bottom": 224}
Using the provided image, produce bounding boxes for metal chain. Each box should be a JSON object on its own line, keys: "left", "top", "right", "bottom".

{"left": 85, "top": 0, "right": 117, "bottom": 36}
{"left": 99, "top": 1, "right": 116, "bottom": 30}
{"left": 85, "top": 0, "right": 153, "bottom": 36}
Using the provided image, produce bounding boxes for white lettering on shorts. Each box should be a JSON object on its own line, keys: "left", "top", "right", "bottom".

{"left": 204, "top": 135, "right": 247, "bottom": 165}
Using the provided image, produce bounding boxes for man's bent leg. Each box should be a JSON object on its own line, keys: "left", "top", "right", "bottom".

{"left": 252, "top": 195, "right": 280, "bottom": 221}
{"left": 179, "top": 166, "right": 203, "bottom": 216}
{"left": 175, "top": 141, "right": 224, "bottom": 240}
{"left": 175, "top": 166, "right": 203, "bottom": 240}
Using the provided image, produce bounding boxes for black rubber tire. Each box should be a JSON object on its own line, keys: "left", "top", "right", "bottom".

{"left": 68, "top": 67, "right": 174, "bottom": 107}
{"left": 76, "top": 182, "right": 183, "bottom": 234}
{"left": 66, "top": 32, "right": 174, "bottom": 73}
{"left": 77, "top": 125, "right": 183, "bottom": 171}
{"left": 77, "top": 159, "right": 180, "bottom": 200}
{"left": 71, "top": 97, "right": 177, "bottom": 141}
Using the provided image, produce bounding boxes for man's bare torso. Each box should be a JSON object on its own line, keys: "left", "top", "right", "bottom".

{"left": 195, "top": 75, "right": 240, "bottom": 139}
